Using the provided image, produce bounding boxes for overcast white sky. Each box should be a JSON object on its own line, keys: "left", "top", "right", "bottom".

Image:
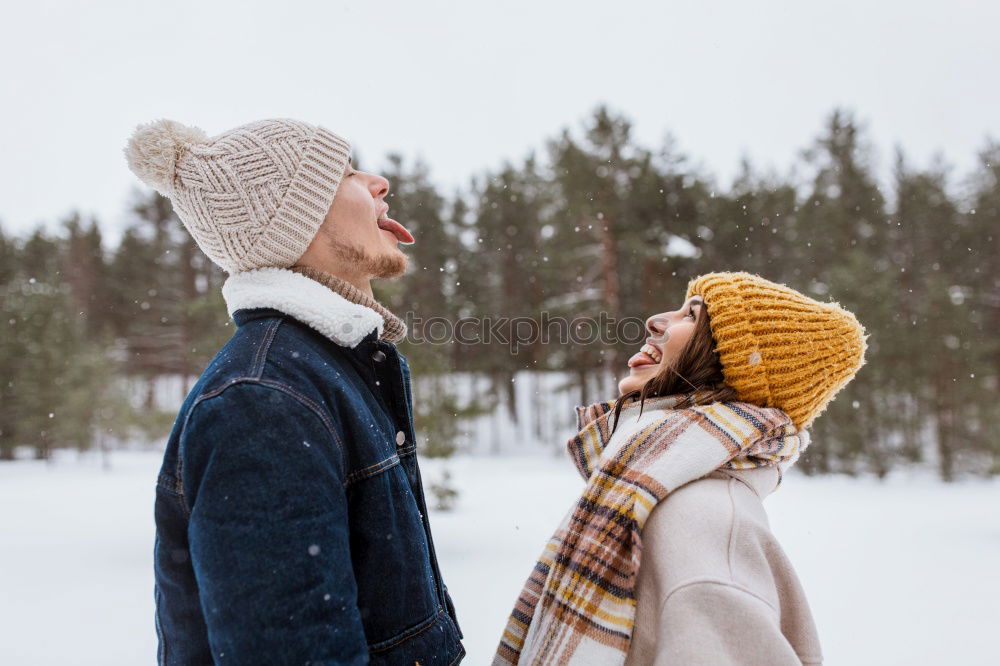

{"left": 1, "top": 0, "right": 997, "bottom": 245}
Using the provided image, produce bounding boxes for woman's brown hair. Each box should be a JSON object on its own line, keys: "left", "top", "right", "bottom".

{"left": 610, "top": 300, "right": 738, "bottom": 435}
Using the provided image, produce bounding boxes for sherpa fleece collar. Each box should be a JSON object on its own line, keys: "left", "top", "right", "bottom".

{"left": 221, "top": 267, "right": 384, "bottom": 348}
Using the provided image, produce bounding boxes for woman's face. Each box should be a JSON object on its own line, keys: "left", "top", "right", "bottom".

{"left": 617, "top": 295, "right": 705, "bottom": 395}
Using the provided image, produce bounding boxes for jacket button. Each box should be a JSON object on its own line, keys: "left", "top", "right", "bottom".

{"left": 372, "top": 350, "right": 386, "bottom": 362}
{"left": 396, "top": 431, "right": 405, "bottom": 446}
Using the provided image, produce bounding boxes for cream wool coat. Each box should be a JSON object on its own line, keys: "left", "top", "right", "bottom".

{"left": 622, "top": 465, "right": 824, "bottom": 665}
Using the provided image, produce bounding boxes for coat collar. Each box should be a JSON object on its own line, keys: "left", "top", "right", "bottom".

{"left": 221, "top": 267, "right": 384, "bottom": 348}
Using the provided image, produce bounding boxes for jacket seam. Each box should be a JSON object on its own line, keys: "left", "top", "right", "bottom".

{"left": 156, "top": 472, "right": 177, "bottom": 490}
{"left": 176, "top": 378, "right": 350, "bottom": 506}
{"left": 250, "top": 317, "right": 283, "bottom": 378}
{"left": 255, "top": 379, "right": 347, "bottom": 455}
{"left": 153, "top": 561, "right": 167, "bottom": 665}
{"left": 738, "top": 468, "right": 771, "bottom": 499}
{"left": 344, "top": 453, "right": 401, "bottom": 487}
{"left": 726, "top": 477, "right": 739, "bottom": 579}
{"left": 659, "top": 577, "right": 781, "bottom": 616}
{"left": 714, "top": 467, "right": 771, "bottom": 499}
{"left": 368, "top": 606, "right": 448, "bottom": 654}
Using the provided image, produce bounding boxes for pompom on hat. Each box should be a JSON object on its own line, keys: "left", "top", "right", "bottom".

{"left": 686, "top": 271, "right": 869, "bottom": 431}
{"left": 124, "top": 118, "right": 351, "bottom": 274}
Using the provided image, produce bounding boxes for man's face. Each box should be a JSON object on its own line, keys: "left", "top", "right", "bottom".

{"left": 301, "top": 162, "right": 413, "bottom": 281}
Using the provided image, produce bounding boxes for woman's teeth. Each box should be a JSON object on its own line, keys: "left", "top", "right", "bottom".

{"left": 641, "top": 343, "right": 662, "bottom": 363}
{"left": 627, "top": 343, "right": 663, "bottom": 368}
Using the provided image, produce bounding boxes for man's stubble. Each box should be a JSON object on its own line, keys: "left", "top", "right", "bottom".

{"left": 326, "top": 227, "right": 408, "bottom": 279}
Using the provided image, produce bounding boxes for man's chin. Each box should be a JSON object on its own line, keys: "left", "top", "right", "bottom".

{"left": 330, "top": 239, "right": 408, "bottom": 279}
{"left": 371, "top": 249, "right": 408, "bottom": 279}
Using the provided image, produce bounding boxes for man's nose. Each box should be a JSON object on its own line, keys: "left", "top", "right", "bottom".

{"left": 369, "top": 173, "right": 390, "bottom": 198}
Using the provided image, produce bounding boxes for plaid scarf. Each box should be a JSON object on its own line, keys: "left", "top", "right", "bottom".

{"left": 494, "top": 390, "right": 810, "bottom": 665}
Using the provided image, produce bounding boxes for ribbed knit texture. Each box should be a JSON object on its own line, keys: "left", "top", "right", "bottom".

{"left": 125, "top": 118, "right": 351, "bottom": 274}
{"left": 685, "top": 271, "right": 868, "bottom": 431}
{"left": 290, "top": 265, "right": 407, "bottom": 343}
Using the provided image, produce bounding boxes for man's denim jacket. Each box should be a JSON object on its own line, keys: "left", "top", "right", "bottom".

{"left": 153, "top": 267, "right": 464, "bottom": 665}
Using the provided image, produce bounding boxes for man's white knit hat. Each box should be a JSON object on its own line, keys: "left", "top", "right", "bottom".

{"left": 124, "top": 118, "right": 351, "bottom": 274}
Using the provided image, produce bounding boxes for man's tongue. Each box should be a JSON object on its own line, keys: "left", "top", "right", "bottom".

{"left": 377, "top": 217, "right": 415, "bottom": 245}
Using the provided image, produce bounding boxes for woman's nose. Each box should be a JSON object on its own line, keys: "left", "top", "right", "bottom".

{"left": 646, "top": 315, "right": 665, "bottom": 337}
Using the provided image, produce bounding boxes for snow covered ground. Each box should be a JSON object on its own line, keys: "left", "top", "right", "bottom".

{"left": 1, "top": 449, "right": 997, "bottom": 665}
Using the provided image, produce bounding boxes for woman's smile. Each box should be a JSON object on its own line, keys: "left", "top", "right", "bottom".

{"left": 627, "top": 342, "right": 663, "bottom": 369}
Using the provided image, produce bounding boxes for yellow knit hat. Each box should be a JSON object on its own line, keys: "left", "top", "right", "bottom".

{"left": 685, "top": 271, "right": 869, "bottom": 431}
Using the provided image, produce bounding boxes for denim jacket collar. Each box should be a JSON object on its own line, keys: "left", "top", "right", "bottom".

{"left": 221, "top": 267, "right": 384, "bottom": 349}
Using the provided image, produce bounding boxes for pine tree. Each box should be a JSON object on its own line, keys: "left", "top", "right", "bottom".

{"left": 960, "top": 141, "right": 1000, "bottom": 474}
{"left": 795, "top": 109, "right": 890, "bottom": 475}
{"left": 2, "top": 227, "right": 109, "bottom": 458}
{"left": 61, "top": 213, "right": 109, "bottom": 339}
